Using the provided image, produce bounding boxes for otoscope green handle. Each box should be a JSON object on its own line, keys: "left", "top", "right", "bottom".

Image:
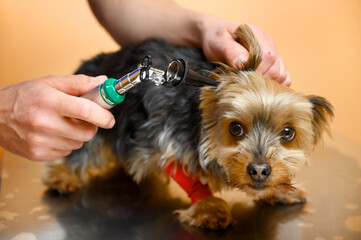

{"left": 100, "top": 78, "right": 126, "bottom": 106}
{"left": 81, "top": 78, "right": 126, "bottom": 110}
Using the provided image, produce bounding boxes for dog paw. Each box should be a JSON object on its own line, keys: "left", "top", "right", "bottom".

{"left": 42, "top": 159, "right": 83, "bottom": 194}
{"left": 262, "top": 187, "right": 307, "bottom": 205}
{"left": 176, "top": 197, "right": 235, "bottom": 230}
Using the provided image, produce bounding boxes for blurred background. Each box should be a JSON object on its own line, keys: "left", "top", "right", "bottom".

{"left": 1, "top": 0, "right": 360, "bottom": 146}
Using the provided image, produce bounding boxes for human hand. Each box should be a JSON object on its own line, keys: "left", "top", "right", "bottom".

{"left": 0, "top": 75, "right": 115, "bottom": 161}
{"left": 200, "top": 16, "right": 291, "bottom": 86}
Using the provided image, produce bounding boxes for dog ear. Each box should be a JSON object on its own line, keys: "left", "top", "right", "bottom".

{"left": 199, "top": 86, "right": 220, "bottom": 168}
{"left": 307, "top": 95, "right": 334, "bottom": 144}
{"left": 200, "top": 86, "right": 220, "bottom": 134}
{"left": 234, "top": 24, "right": 262, "bottom": 71}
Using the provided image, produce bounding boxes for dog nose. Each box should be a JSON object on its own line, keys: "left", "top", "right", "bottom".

{"left": 247, "top": 163, "right": 271, "bottom": 182}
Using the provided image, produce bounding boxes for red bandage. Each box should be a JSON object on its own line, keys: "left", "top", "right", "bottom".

{"left": 163, "top": 162, "right": 213, "bottom": 203}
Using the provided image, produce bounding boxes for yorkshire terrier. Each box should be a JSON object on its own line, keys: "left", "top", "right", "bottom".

{"left": 43, "top": 25, "right": 333, "bottom": 230}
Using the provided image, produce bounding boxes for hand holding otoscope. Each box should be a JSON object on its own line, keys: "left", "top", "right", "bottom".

{"left": 81, "top": 56, "right": 219, "bottom": 109}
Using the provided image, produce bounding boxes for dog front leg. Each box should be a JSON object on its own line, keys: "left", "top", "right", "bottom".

{"left": 163, "top": 162, "right": 235, "bottom": 230}
{"left": 261, "top": 185, "right": 307, "bottom": 205}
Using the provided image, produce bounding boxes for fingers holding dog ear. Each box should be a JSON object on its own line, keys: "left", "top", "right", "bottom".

{"left": 200, "top": 20, "right": 292, "bottom": 86}
{"left": 220, "top": 38, "right": 250, "bottom": 70}
{"left": 201, "top": 21, "right": 249, "bottom": 69}
{"left": 256, "top": 46, "right": 291, "bottom": 86}
{"left": 278, "top": 58, "right": 291, "bottom": 86}
{"left": 243, "top": 25, "right": 292, "bottom": 86}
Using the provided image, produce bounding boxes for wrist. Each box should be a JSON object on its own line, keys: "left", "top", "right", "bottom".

{"left": 195, "top": 14, "right": 226, "bottom": 48}
{"left": 181, "top": 10, "right": 204, "bottom": 48}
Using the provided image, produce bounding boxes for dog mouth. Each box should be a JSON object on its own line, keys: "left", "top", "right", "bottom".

{"left": 247, "top": 184, "right": 268, "bottom": 190}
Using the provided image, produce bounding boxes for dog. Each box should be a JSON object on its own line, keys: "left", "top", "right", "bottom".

{"left": 43, "top": 25, "right": 334, "bottom": 230}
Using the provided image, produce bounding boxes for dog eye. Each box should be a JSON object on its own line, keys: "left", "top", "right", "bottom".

{"left": 281, "top": 126, "right": 296, "bottom": 143}
{"left": 229, "top": 122, "right": 244, "bottom": 137}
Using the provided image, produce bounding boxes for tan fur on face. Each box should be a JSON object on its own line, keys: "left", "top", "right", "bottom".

{"left": 199, "top": 45, "right": 333, "bottom": 198}
{"left": 196, "top": 25, "right": 333, "bottom": 199}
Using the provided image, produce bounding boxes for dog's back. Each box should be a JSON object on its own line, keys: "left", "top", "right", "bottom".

{"left": 67, "top": 38, "right": 217, "bottom": 181}
{"left": 52, "top": 24, "right": 270, "bottom": 183}
{"left": 71, "top": 24, "right": 265, "bottom": 178}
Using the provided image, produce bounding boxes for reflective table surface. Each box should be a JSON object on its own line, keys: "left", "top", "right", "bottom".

{"left": 1, "top": 133, "right": 361, "bottom": 240}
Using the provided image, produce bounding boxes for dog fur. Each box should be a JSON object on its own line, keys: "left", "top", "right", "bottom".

{"left": 43, "top": 25, "right": 333, "bottom": 230}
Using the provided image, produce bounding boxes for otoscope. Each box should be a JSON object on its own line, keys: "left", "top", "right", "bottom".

{"left": 81, "top": 56, "right": 219, "bottom": 109}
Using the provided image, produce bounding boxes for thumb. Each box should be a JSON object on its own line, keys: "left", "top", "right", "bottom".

{"left": 46, "top": 75, "right": 108, "bottom": 96}
{"left": 223, "top": 40, "right": 250, "bottom": 70}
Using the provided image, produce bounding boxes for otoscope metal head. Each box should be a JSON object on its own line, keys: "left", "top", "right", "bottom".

{"left": 81, "top": 55, "right": 219, "bottom": 110}
{"left": 165, "top": 59, "right": 219, "bottom": 87}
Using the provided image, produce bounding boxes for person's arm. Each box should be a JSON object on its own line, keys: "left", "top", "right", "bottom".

{"left": 88, "top": 0, "right": 291, "bottom": 85}
{"left": 0, "top": 75, "right": 115, "bottom": 161}
{"left": 88, "top": 0, "right": 202, "bottom": 48}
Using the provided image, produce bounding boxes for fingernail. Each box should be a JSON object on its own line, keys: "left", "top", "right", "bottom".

{"left": 233, "top": 55, "right": 248, "bottom": 69}
{"left": 283, "top": 74, "right": 292, "bottom": 87}
{"left": 109, "top": 119, "right": 115, "bottom": 128}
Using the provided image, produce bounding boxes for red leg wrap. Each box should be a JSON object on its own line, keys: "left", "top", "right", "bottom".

{"left": 162, "top": 162, "right": 213, "bottom": 203}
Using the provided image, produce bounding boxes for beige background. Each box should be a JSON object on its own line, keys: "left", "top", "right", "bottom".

{"left": 1, "top": 0, "right": 360, "bottom": 145}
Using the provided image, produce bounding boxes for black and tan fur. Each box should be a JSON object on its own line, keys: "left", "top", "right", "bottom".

{"left": 43, "top": 25, "right": 333, "bottom": 230}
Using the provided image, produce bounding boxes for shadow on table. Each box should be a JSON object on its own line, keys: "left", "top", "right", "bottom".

{"left": 42, "top": 167, "right": 305, "bottom": 240}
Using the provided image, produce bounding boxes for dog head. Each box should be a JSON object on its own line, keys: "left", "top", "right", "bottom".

{"left": 199, "top": 25, "right": 334, "bottom": 198}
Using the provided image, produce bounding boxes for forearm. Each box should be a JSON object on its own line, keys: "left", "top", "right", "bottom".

{"left": 88, "top": 0, "right": 216, "bottom": 47}
{"left": 88, "top": 0, "right": 291, "bottom": 85}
